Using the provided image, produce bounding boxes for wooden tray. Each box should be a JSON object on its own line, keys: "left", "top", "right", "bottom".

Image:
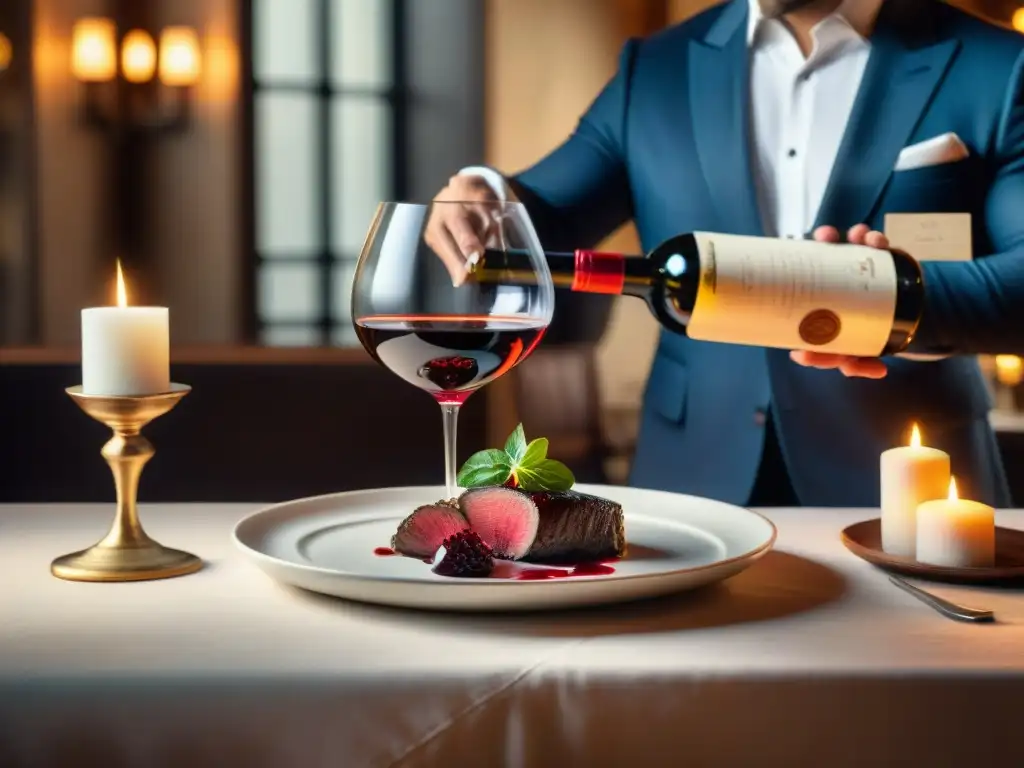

{"left": 841, "top": 518, "right": 1024, "bottom": 585}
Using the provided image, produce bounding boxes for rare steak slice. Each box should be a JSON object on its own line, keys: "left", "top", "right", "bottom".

{"left": 391, "top": 501, "right": 469, "bottom": 559}
{"left": 458, "top": 486, "right": 540, "bottom": 560}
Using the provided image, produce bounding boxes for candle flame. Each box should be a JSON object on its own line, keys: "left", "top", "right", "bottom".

{"left": 116, "top": 260, "right": 128, "bottom": 308}
{"left": 909, "top": 423, "right": 921, "bottom": 448}
{"left": 948, "top": 476, "right": 958, "bottom": 501}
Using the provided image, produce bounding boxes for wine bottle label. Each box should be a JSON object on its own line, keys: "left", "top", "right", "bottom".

{"left": 686, "top": 232, "right": 898, "bottom": 356}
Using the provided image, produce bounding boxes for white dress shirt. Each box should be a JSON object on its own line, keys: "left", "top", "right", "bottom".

{"left": 463, "top": 0, "right": 885, "bottom": 240}
{"left": 747, "top": 0, "right": 881, "bottom": 238}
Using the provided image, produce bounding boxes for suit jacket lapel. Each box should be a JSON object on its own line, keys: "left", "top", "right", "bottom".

{"left": 812, "top": 0, "right": 959, "bottom": 231}
{"left": 688, "top": 0, "right": 765, "bottom": 237}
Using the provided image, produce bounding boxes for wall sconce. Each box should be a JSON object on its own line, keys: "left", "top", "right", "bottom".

{"left": 71, "top": 17, "right": 201, "bottom": 132}
{"left": 70, "top": 18, "right": 202, "bottom": 272}
{"left": 0, "top": 31, "right": 12, "bottom": 76}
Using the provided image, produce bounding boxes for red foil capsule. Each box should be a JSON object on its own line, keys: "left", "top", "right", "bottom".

{"left": 572, "top": 250, "right": 626, "bottom": 295}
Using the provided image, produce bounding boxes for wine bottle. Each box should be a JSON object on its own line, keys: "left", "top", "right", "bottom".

{"left": 468, "top": 231, "right": 925, "bottom": 357}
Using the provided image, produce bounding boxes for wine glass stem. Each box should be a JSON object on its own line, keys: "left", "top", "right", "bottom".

{"left": 441, "top": 403, "right": 461, "bottom": 499}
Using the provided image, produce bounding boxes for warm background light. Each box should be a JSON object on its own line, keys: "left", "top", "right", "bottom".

{"left": 1013, "top": 8, "right": 1024, "bottom": 33}
{"left": 71, "top": 18, "right": 117, "bottom": 82}
{"left": 116, "top": 260, "right": 128, "bottom": 308}
{"left": 0, "top": 32, "right": 12, "bottom": 73}
{"left": 159, "top": 27, "right": 201, "bottom": 87}
{"left": 121, "top": 29, "right": 156, "bottom": 83}
{"left": 995, "top": 354, "right": 1023, "bottom": 386}
{"left": 909, "top": 423, "right": 921, "bottom": 448}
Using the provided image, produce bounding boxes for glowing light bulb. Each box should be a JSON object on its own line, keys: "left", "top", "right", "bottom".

{"left": 159, "top": 26, "right": 201, "bottom": 86}
{"left": 121, "top": 29, "right": 156, "bottom": 83}
{"left": 0, "top": 32, "right": 12, "bottom": 74}
{"left": 72, "top": 18, "right": 117, "bottom": 82}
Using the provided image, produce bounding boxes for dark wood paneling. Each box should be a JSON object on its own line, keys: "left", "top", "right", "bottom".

{"left": 0, "top": 361, "right": 491, "bottom": 503}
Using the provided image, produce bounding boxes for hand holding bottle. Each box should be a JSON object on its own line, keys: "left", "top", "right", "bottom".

{"left": 790, "top": 224, "right": 893, "bottom": 379}
{"left": 425, "top": 174, "right": 502, "bottom": 286}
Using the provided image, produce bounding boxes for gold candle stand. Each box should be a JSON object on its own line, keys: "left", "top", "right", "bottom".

{"left": 52, "top": 383, "right": 203, "bottom": 582}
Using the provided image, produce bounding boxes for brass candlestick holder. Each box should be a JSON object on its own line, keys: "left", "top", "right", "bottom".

{"left": 52, "top": 383, "right": 202, "bottom": 582}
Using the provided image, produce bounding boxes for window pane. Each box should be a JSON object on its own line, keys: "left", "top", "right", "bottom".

{"left": 331, "top": 260, "right": 358, "bottom": 323}
{"left": 255, "top": 92, "right": 321, "bottom": 255}
{"left": 331, "top": 98, "right": 390, "bottom": 254}
{"left": 258, "top": 262, "right": 322, "bottom": 321}
{"left": 253, "top": 0, "right": 319, "bottom": 81}
{"left": 330, "top": 0, "right": 392, "bottom": 87}
{"left": 261, "top": 325, "right": 322, "bottom": 347}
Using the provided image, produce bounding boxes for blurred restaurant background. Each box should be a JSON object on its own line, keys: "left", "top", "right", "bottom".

{"left": 1, "top": 0, "right": 1022, "bottom": 503}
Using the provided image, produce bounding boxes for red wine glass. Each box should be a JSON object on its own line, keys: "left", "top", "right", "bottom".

{"left": 351, "top": 200, "right": 554, "bottom": 498}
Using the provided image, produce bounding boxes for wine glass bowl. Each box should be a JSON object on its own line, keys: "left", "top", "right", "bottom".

{"left": 352, "top": 201, "right": 554, "bottom": 497}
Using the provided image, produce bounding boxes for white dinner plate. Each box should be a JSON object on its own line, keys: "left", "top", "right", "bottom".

{"left": 232, "top": 484, "right": 777, "bottom": 612}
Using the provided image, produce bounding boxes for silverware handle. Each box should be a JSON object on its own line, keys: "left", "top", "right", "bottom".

{"left": 888, "top": 575, "right": 994, "bottom": 623}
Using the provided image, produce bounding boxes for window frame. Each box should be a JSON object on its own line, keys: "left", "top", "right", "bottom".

{"left": 239, "top": 0, "right": 410, "bottom": 346}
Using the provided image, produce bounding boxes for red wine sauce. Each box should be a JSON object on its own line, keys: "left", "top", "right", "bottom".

{"left": 374, "top": 546, "right": 618, "bottom": 578}
{"left": 511, "top": 561, "right": 617, "bottom": 580}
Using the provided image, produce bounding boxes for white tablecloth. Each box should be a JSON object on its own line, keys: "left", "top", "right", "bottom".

{"left": 2, "top": 503, "right": 1022, "bottom": 768}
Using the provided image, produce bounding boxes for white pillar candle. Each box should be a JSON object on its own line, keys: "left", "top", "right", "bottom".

{"left": 916, "top": 477, "right": 995, "bottom": 568}
{"left": 879, "top": 423, "right": 950, "bottom": 558}
{"left": 81, "top": 262, "right": 170, "bottom": 396}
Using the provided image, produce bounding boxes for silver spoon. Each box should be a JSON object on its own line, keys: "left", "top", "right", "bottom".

{"left": 888, "top": 575, "right": 995, "bottom": 623}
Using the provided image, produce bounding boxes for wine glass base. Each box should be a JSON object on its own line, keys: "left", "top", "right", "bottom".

{"left": 51, "top": 542, "right": 203, "bottom": 582}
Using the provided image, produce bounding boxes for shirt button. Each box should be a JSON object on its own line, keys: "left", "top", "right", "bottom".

{"left": 754, "top": 409, "right": 767, "bottom": 426}
{"left": 787, "top": 148, "right": 797, "bottom": 158}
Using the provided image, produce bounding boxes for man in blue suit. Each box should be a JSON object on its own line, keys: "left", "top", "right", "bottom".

{"left": 428, "top": 0, "right": 1024, "bottom": 508}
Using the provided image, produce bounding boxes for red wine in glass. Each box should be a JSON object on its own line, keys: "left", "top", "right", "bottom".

{"left": 354, "top": 314, "right": 547, "bottom": 406}
{"left": 351, "top": 200, "right": 554, "bottom": 500}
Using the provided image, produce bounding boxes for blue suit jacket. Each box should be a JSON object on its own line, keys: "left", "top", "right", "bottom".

{"left": 508, "top": 0, "right": 1024, "bottom": 506}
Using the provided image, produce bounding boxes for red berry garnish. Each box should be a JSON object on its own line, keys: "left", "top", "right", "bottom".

{"left": 417, "top": 356, "right": 479, "bottom": 391}
{"left": 432, "top": 530, "right": 494, "bottom": 578}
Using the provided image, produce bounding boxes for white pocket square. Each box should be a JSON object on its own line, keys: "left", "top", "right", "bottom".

{"left": 894, "top": 132, "right": 969, "bottom": 171}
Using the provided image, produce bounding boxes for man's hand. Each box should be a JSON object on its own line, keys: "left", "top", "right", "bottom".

{"left": 424, "top": 174, "right": 501, "bottom": 286}
{"left": 789, "top": 224, "right": 891, "bottom": 379}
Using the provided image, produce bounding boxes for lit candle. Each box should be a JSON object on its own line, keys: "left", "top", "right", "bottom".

{"left": 993, "top": 355, "right": 1022, "bottom": 411}
{"left": 994, "top": 355, "right": 1023, "bottom": 387}
{"left": 879, "top": 423, "right": 950, "bottom": 558}
{"left": 81, "top": 261, "right": 170, "bottom": 396}
{"left": 916, "top": 477, "right": 995, "bottom": 568}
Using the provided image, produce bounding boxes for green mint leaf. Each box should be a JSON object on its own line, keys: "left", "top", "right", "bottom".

{"left": 503, "top": 423, "right": 527, "bottom": 464}
{"left": 516, "top": 459, "right": 575, "bottom": 491}
{"left": 457, "top": 449, "right": 511, "bottom": 488}
{"left": 459, "top": 465, "right": 513, "bottom": 488}
{"left": 520, "top": 437, "right": 549, "bottom": 467}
